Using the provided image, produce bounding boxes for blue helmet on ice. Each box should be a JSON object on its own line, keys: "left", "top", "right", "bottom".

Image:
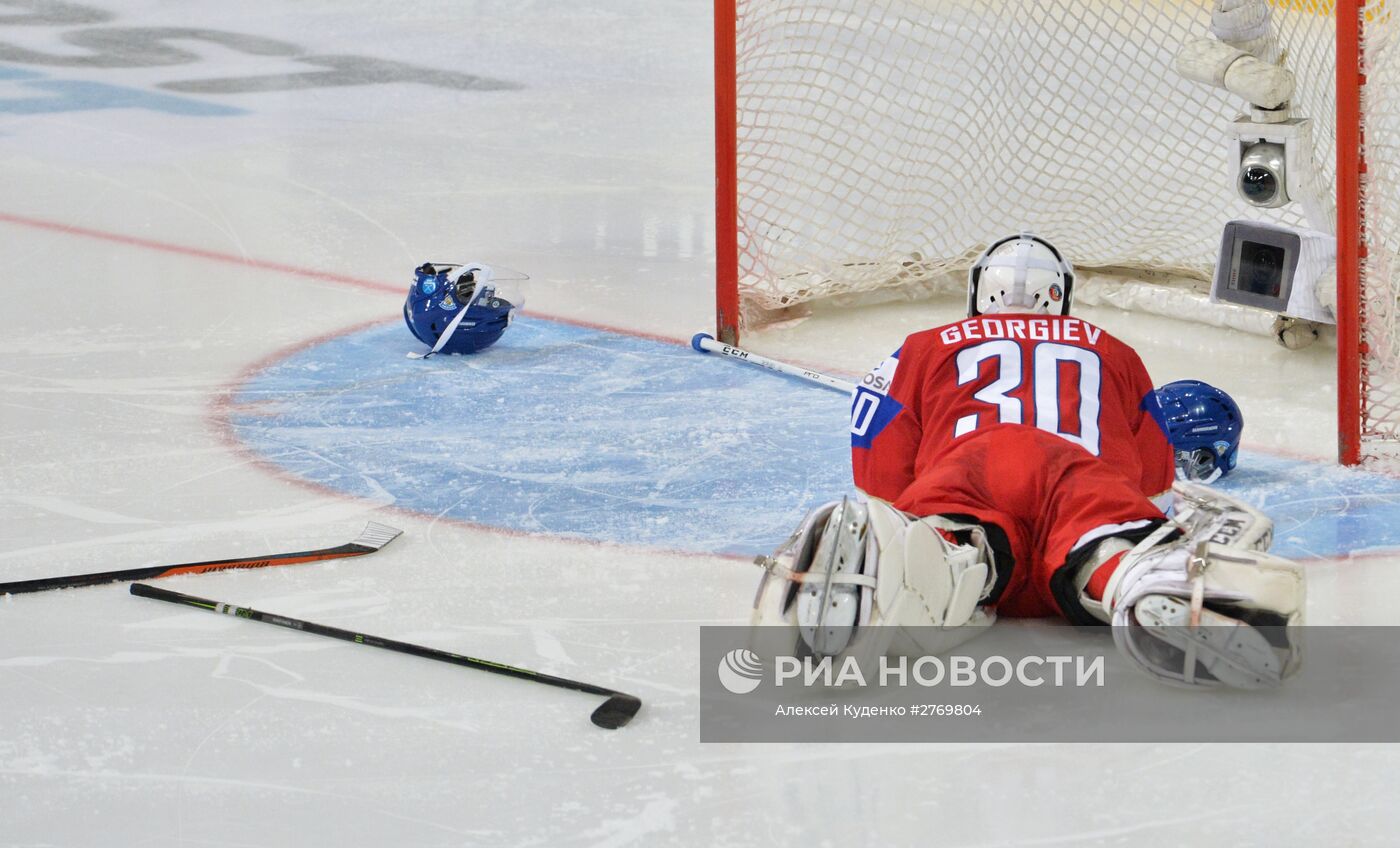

{"left": 1155, "top": 380, "right": 1243, "bottom": 483}
{"left": 404, "top": 262, "right": 518, "bottom": 356}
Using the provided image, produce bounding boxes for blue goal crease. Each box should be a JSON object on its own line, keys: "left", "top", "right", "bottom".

{"left": 229, "top": 317, "right": 1400, "bottom": 560}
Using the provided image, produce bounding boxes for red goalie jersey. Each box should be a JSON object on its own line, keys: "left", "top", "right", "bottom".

{"left": 850, "top": 314, "right": 1175, "bottom": 506}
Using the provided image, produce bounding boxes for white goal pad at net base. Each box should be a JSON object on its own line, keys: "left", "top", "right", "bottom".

{"left": 713, "top": 0, "right": 1400, "bottom": 467}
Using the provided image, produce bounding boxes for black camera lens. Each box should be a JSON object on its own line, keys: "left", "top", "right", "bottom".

{"left": 1239, "top": 165, "right": 1279, "bottom": 204}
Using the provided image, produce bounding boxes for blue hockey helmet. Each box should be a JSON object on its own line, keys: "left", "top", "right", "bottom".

{"left": 1155, "top": 380, "right": 1243, "bottom": 482}
{"left": 403, "top": 262, "right": 519, "bottom": 356}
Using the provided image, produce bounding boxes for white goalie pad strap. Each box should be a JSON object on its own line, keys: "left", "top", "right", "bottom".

{"left": 1111, "top": 541, "right": 1303, "bottom": 621}
{"left": 797, "top": 497, "right": 871, "bottom": 656}
{"left": 1117, "top": 595, "right": 1290, "bottom": 689}
{"left": 760, "top": 567, "right": 876, "bottom": 590}
{"left": 751, "top": 498, "right": 846, "bottom": 626}
{"left": 1170, "top": 480, "right": 1274, "bottom": 552}
{"left": 1098, "top": 521, "right": 1181, "bottom": 612}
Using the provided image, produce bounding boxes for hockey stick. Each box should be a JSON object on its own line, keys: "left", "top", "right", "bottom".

{"left": 0, "top": 522, "right": 402, "bottom": 596}
{"left": 690, "top": 333, "right": 856, "bottom": 394}
{"left": 130, "top": 583, "right": 643, "bottom": 730}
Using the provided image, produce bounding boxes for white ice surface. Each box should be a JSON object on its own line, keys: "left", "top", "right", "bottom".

{"left": 2, "top": 2, "right": 1400, "bottom": 846}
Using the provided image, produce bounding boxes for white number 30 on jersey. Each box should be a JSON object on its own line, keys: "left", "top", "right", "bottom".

{"left": 954, "top": 341, "right": 1103, "bottom": 454}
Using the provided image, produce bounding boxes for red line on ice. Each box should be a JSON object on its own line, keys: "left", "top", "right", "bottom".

{"left": 0, "top": 211, "right": 701, "bottom": 346}
{"left": 0, "top": 211, "right": 400, "bottom": 295}
{"left": 4, "top": 211, "right": 1375, "bottom": 483}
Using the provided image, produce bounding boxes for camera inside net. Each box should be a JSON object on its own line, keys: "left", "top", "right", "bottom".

{"left": 1227, "top": 116, "right": 1322, "bottom": 215}
{"left": 1237, "top": 141, "right": 1289, "bottom": 208}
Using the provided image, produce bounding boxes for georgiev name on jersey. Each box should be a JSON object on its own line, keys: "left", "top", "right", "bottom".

{"left": 938, "top": 316, "right": 1105, "bottom": 347}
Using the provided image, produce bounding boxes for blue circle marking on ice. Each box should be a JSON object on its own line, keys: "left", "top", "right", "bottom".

{"left": 228, "top": 317, "right": 1400, "bottom": 559}
{"left": 229, "top": 317, "right": 851, "bottom": 555}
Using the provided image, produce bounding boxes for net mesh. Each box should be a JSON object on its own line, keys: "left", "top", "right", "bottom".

{"left": 733, "top": 0, "right": 1400, "bottom": 464}
{"left": 734, "top": 0, "right": 1340, "bottom": 318}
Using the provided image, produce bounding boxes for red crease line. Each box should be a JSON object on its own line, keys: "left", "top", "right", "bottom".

{"left": 0, "top": 211, "right": 401, "bottom": 295}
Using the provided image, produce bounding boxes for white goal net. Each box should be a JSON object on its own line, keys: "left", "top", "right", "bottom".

{"left": 721, "top": 0, "right": 1400, "bottom": 465}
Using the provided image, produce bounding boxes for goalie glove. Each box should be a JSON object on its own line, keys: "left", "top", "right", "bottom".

{"left": 1103, "top": 524, "right": 1304, "bottom": 689}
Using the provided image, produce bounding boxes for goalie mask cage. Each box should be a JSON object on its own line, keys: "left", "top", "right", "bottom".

{"left": 713, "top": 0, "right": 1398, "bottom": 467}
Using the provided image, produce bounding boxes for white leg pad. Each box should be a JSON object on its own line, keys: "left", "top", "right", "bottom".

{"left": 1130, "top": 594, "right": 1286, "bottom": 688}
{"left": 893, "top": 519, "right": 990, "bottom": 630}
{"left": 1107, "top": 537, "right": 1304, "bottom": 689}
{"left": 750, "top": 497, "right": 996, "bottom": 666}
{"left": 845, "top": 507, "right": 997, "bottom": 669}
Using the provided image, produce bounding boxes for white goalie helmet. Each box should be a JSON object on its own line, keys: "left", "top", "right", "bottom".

{"left": 967, "top": 232, "right": 1076, "bottom": 316}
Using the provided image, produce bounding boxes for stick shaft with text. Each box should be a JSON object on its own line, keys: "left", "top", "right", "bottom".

{"left": 128, "top": 583, "right": 642, "bottom": 730}
{"left": 691, "top": 333, "right": 856, "bottom": 394}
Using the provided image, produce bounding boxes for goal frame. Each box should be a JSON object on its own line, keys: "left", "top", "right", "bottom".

{"left": 1336, "top": 0, "right": 1363, "bottom": 466}
{"left": 714, "top": 0, "right": 1370, "bottom": 466}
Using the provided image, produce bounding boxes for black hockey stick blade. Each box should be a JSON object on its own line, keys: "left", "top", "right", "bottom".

{"left": 0, "top": 522, "right": 402, "bottom": 595}
{"left": 591, "top": 693, "right": 643, "bottom": 729}
{"left": 130, "top": 582, "right": 642, "bottom": 730}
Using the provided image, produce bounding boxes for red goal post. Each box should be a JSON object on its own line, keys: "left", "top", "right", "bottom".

{"left": 1336, "top": 0, "right": 1363, "bottom": 466}
{"left": 715, "top": 0, "right": 742, "bottom": 348}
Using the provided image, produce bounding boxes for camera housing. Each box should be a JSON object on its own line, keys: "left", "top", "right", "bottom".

{"left": 1174, "top": 38, "right": 1330, "bottom": 226}
{"left": 1227, "top": 116, "right": 1330, "bottom": 231}
{"left": 1238, "top": 141, "right": 1288, "bottom": 207}
{"left": 1211, "top": 219, "right": 1335, "bottom": 325}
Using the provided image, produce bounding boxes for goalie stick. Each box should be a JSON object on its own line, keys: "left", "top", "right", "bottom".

{"left": 130, "top": 583, "right": 643, "bottom": 730}
{"left": 0, "top": 522, "right": 402, "bottom": 596}
{"left": 691, "top": 332, "right": 856, "bottom": 394}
